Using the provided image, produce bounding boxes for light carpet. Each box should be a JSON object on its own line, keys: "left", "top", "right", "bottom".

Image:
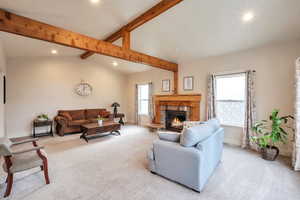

{"left": 0, "top": 125, "right": 299, "bottom": 200}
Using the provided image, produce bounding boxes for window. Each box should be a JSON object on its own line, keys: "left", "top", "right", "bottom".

{"left": 138, "top": 84, "right": 149, "bottom": 115}
{"left": 215, "top": 73, "right": 246, "bottom": 127}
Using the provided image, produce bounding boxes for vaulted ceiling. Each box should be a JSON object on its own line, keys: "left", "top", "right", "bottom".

{"left": 0, "top": 0, "right": 300, "bottom": 73}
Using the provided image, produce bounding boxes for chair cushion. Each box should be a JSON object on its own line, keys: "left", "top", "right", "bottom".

{"left": 3, "top": 150, "right": 47, "bottom": 173}
{"left": 0, "top": 138, "right": 12, "bottom": 156}
{"left": 180, "top": 124, "right": 215, "bottom": 147}
{"left": 69, "top": 120, "right": 89, "bottom": 126}
{"left": 158, "top": 131, "right": 181, "bottom": 142}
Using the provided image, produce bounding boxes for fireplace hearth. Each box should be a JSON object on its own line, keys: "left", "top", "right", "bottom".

{"left": 165, "top": 110, "right": 187, "bottom": 132}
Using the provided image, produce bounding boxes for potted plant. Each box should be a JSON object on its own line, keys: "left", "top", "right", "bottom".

{"left": 37, "top": 114, "right": 49, "bottom": 121}
{"left": 97, "top": 115, "right": 105, "bottom": 126}
{"left": 251, "top": 109, "right": 294, "bottom": 161}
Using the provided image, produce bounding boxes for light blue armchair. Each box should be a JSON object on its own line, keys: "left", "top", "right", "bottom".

{"left": 148, "top": 119, "right": 224, "bottom": 192}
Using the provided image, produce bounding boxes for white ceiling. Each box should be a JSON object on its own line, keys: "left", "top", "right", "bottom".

{"left": 0, "top": 0, "right": 300, "bottom": 73}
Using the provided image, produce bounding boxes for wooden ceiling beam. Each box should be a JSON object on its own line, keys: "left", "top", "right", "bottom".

{"left": 80, "top": 0, "right": 184, "bottom": 59}
{"left": 122, "top": 30, "right": 130, "bottom": 50}
{"left": 0, "top": 10, "right": 178, "bottom": 72}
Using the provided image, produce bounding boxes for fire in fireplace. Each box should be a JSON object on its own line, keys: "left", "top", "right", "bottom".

{"left": 165, "top": 110, "right": 187, "bottom": 132}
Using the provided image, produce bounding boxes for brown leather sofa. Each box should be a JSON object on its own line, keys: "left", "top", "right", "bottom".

{"left": 54, "top": 109, "right": 113, "bottom": 136}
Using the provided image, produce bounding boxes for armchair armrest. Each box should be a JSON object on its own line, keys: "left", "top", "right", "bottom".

{"left": 12, "top": 146, "right": 44, "bottom": 155}
{"left": 12, "top": 138, "right": 39, "bottom": 145}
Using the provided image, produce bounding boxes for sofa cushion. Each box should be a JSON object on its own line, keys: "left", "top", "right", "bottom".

{"left": 158, "top": 131, "right": 181, "bottom": 142}
{"left": 180, "top": 124, "right": 215, "bottom": 147}
{"left": 100, "top": 111, "right": 111, "bottom": 118}
{"left": 69, "top": 110, "right": 86, "bottom": 120}
{"left": 204, "top": 118, "right": 220, "bottom": 132}
{"left": 60, "top": 112, "right": 72, "bottom": 121}
{"left": 86, "top": 109, "right": 105, "bottom": 119}
{"left": 68, "top": 120, "right": 89, "bottom": 126}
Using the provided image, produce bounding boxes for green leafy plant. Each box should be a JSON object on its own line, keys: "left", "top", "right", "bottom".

{"left": 251, "top": 109, "right": 294, "bottom": 149}
{"left": 96, "top": 115, "right": 105, "bottom": 121}
{"left": 37, "top": 114, "right": 49, "bottom": 120}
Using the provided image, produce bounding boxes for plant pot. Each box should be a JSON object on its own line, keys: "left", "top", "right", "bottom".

{"left": 260, "top": 145, "right": 279, "bottom": 161}
{"left": 37, "top": 117, "right": 47, "bottom": 121}
{"left": 98, "top": 120, "right": 103, "bottom": 126}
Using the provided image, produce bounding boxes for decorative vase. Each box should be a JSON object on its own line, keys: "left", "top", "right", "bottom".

{"left": 98, "top": 120, "right": 103, "bottom": 126}
{"left": 261, "top": 145, "right": 279, "bottom": 161}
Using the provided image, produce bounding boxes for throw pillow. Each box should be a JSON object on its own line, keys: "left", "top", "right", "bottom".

{"left": 100, "top": 111, "right": 111, "bottom": 118}
{"left": 158, "top": 131, "right": 181, "bottom": 142}
{"left": 180, "top": 124, "right": 214, "bottom": 147}
{"left": 60, "top": 112, "right": 72, "bottom": 121}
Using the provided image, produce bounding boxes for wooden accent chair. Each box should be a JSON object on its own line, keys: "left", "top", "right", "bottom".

{"left": 0, "top": 137, "right": 50, "bottom": 197}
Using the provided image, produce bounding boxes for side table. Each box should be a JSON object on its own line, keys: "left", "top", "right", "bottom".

{"left": 114, "top": 113, "right": 125, "bottom": 125}
{"left": 33, "top": 120, "right": 54, "bottom": 138}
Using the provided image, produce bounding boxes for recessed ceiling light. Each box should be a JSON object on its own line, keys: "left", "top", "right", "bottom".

{"left": 242, "top": 12, "right": 254, "bottom": 22}
{"left": 51, "top": 49, "right": 58, "bottom": 54}
{"left": 90, "top": 0, "right": 100, "bottom": 4}
{"left": 112, "top": 61, "right": 118, "bottom": 67}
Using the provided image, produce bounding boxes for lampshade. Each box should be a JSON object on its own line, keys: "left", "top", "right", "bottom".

{"left": 111, "top": 102, "right": 120, "bottom": 107}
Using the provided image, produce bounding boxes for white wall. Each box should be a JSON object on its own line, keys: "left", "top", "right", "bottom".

{"left": 126, "top": 68, "right": 174, "bottom": 124}
{"left": 0, "top": 40, "right": 6, "bottom": 137}
{"left": 6, "top": 57, "right": 127, "bottom": 138}
{"left": 126, "top": 39, "right": 300, "bottom": 156}
{"left": 178, "top": 39, "right": 300, "bottom": 156}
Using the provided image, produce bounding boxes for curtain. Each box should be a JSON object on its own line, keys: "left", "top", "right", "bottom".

{"left": 242, "top": 70, "right": 257, "bottom": 149}
{"left": 206, "top": 74, "right": 217, "bottom": 120}
{"left": 135, "top": 84, "right": 139, "bottom": 125}
{"left": 293, "top": 57, "right": 300, "bottom": 171}
{"left": 148, "top": 82, "right": 154, "bottom": 123}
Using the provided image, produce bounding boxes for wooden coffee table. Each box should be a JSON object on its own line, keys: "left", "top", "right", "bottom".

{"left": 80, "top": 122, "right": 121, "bottom": 142}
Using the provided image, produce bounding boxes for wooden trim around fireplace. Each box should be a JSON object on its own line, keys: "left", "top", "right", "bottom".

{"left": 153, "top": 94, "right": 201, "bottom": 124}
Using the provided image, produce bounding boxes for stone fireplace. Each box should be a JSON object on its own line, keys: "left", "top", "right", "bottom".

{"left": 153, "top": 94, "right": 201, "bottom": 129}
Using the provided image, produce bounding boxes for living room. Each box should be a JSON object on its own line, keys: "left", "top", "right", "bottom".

{"left": 0, "top": 0, "right": 300, "bottom": 199}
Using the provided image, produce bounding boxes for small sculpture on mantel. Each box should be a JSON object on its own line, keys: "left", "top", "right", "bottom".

{"left": 111, "top": 102, "right": 120, "bottom": 116}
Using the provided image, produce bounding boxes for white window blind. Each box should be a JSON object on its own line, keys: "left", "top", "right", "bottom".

{"left": 138, "top": 84, "right": 149, "bottom": 115}
{"left": 215, "top": 73, "right": 246, "bottom": 127}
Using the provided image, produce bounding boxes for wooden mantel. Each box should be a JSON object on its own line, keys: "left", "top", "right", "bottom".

{"left": 153, "top": 94, "right": 201, "bottom": 124}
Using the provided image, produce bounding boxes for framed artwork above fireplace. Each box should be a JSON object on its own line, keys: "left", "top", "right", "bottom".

{"left": 162, "top": 79, "right": 170, "bottom": 92}
{"left": 183, "top": 76, "right": 194, "bottom": 91}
